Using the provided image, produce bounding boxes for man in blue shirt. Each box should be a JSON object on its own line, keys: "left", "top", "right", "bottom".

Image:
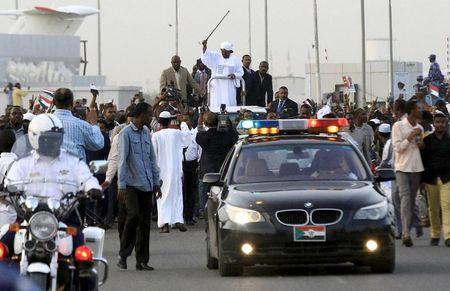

{"left": 117, "top": 102, "right": 162, "bottom": 271}
{"left": 52, "top": 88, "right": 104, "bottom": 161}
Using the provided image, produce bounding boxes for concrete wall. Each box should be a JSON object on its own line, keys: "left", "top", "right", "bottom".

{"left": 0, "top": 34, "right": 80, "bottom": 87}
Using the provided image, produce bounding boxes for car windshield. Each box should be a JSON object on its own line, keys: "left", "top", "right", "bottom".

{"left": 232, "top": 143, "right": 369, "bottom": 184}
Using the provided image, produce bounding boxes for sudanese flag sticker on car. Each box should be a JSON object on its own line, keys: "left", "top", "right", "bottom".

{"left": 294, "top": 225, "right": 326, "bottom": 242}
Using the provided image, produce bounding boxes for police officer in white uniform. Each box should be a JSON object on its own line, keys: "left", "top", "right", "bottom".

{"left": 2, "top": 114, "right": 102, "bottom": 252}
{"left": 6, "top": 114, "right": 102, "bottom": 200}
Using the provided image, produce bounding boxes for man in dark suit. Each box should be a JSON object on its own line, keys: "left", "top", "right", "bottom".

{"left": 269, "top": 86, "right": 298, "bottom": 118}
{"left": 196, "top": 112, "right": 238, "bottom": 214}
{"left": 246, "top": 61, "right": 273, "bottom": 107}
{"left": 237, "top": 55, "right": 254, "bottom": 105}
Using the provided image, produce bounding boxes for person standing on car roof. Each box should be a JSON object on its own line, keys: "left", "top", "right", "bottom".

{"left": 201, "top": 40, "right": 244, "bottom": 107}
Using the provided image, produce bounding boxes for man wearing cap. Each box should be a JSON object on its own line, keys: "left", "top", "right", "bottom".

{"left": 151, "top": 111, "right": 191, "bottom": 233}
{"left": 201, "top": 40, "right": 244, "bottom": 106}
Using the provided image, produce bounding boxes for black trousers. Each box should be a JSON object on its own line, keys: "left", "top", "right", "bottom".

{"left": 119, "top": 186, "right": 152, "bottom": 263}
{"left": 183, "top": 160, "right": 198, "bottom": 221}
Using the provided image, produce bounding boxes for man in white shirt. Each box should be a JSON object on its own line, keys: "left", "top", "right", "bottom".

{"left": 0, "top": 130, "right": 17, "bottom": 228}
{"left": 152, "top": 112, "right": 191, "bottom": 233}
{"left": 392, "top": 99, "right": 424, "bottom": 247}
{"left": 182, "top": 125, "right": 202, "bottom": 225}
{"left": 201, "top": 40, "right": 244, "bottom": 107}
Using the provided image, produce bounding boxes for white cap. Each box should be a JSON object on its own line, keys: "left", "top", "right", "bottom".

{"left": 370, "top": 118, "right": 381, "bottom": 125}
{"left": 159, "top": 111, "right": 172, "bottom": 119}
{"left": 378, "top": 123, "right": 391, "bottom": 134}
{"left": 220, "top": 41, "right": 234, "bottom": 52}
{"left": 23, "top": 112, "right": 35, "bottom": 121}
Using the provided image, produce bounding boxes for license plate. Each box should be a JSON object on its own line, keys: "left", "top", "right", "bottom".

{"left": 293, "top": 225, "right": 326, "bottom": 242}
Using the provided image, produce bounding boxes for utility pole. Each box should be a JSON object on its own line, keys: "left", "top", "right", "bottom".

{"left": 97, "top": 0, "right": 101, "bottom": 75}
{"left": 264, "top": 0, "right": 268, "bottom": 61}
{"left": 389, "top": 0, "right": 394, "bottom": 99}
{"left": 360, "top": 0, "right": 367, "bottom": 107}
{"left": 175, "top": 0, "right": 179, "bottom": 55}
{"left": 313, "top": 0, "right": 322, "bottom": 104}
{"left": 248, "top": 0, "right": 252, "bottom": 55}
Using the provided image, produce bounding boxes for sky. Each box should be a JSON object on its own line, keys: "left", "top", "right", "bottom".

{"left": 0, "top": 0, "right": 449, "bottom": 93}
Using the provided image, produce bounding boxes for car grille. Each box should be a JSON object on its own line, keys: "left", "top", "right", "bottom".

{"left": 276, "top": 210, "right": 308, "bottom": 226}
{"left": 310, "top": 209, "right": 343, "bottom": 225}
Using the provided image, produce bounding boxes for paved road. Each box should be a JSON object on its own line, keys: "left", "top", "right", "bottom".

{"left": 101, "top": 223, "right": 450, "bottom": 291}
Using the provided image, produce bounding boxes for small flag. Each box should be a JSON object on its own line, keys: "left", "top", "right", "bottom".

{"left": 36, "top": 89, "right": 54, "bottom": 109}
{"left": 429, "top": 83, "right": 439, "bottom": 97}
{"left": 294, "top": 225, "right": 326, "bottom": 242}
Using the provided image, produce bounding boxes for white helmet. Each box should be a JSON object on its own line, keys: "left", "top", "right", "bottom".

{"left": 28, "top": 114, "right": 64, "bottom": 157}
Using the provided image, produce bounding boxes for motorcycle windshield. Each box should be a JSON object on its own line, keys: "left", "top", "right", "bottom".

{"left": 6, "top": 134, "right": 78, "bottom": 200}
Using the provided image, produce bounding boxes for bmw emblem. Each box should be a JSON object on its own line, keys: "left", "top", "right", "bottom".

{"left": 304, "top": 202, "right": 313, "bottom": 208}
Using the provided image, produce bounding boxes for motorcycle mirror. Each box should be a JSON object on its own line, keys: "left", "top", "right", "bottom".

{"left": 89, "top": 160, "right": 108, "bottom": 175}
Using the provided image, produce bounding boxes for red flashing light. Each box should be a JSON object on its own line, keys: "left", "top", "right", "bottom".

{"left": 74, "top": 245, "right": 93, "bottom": 262}
{"left": 0, "top": 242, "right": 9, "bottom": 260}
{"left": 307, "top": 118, "right": 349, "bottom": 128}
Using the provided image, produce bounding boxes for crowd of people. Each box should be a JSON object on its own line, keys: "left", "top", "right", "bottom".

{"left": 0, "top": 43, "right": 449, "bottom": 272}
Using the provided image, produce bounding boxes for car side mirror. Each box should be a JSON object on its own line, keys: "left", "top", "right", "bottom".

{"left": 375, "top": 168, "right": 396, "bottom": 183}
{"left": 89, "top": 160, "right": 108, "bottom": 175}
{"left": 203, "top": 173, "right": 223, "bottom": 186}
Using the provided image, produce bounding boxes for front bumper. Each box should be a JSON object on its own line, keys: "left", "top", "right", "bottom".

{"left": 219, "top": 220, "right": 394, "bottom": 266}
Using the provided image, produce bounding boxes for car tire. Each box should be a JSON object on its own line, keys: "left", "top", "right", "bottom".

{"left": 206, "top": 233, "right": 218, "bottom": 269}
{"left": 370, "top": 247, "right": 395, "bottom": 273}
{"left": 218, "top": 238, "right": 243, "bottom": 276}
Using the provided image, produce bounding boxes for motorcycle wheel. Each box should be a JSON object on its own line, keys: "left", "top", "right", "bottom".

{"left": 29, "top": 272, "right": 49, "bottom": 290}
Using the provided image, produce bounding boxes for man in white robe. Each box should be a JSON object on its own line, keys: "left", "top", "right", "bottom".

{"left": 152, "top": 111, "right": 191, "bottom": 233}
{"left": 201, "top": 40, "right": 244, "bottom": 107}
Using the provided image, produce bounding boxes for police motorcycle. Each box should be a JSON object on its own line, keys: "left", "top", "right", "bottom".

{"left": 0, "top": 114, "right": 108, "bottom": 291}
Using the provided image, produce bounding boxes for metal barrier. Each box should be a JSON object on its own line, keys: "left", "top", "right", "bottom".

{"left": 206, "top": 75, "right": 246, "bottom": 106}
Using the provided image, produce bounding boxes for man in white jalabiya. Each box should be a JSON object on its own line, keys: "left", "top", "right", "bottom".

{"left": 152, "top": 111, "right": 191, "bottom": 233}
{"left": 201, "top": 40, "right": 244, "bottom": 107}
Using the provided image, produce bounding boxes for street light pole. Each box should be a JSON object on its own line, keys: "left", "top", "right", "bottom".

{"left": 389, "top": 0, "right": 394, "bottom": 99}
{"left": 313, "top": 0, "right": 322, "bottom": 104}
{"left": 97, "top": 0, "right": 101, "bottom": 75}
{"left": 248, "top": 0, "right": 252, "bottom": 55}
{"left": 175, "top": 0, "right": 179, "bottom": 55}
{"left": 264, "top": 0, "right": 268, "bottom": 61}
{"left": 360, "top": 0, "right": 367, "bottom": 107}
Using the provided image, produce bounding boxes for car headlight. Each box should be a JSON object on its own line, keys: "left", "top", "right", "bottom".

{"left": 224, "top": 204, "right": 265, "bottom": 224}
{"left": 29, "top": 212, "right": 59, "bottom": 241}
{"left": 353, "top": 200, "right": 388, "bottom": 220}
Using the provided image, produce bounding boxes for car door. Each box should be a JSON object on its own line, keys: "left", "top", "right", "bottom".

{"left": 207, "top": 146, "right": 236, "bottom": 258}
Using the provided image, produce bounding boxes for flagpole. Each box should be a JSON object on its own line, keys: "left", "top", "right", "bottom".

{"left": 97, "top": 0, "right": 102, "bottom": 75}
{"left": 264, "top": 0, "right": 268, "bottom": 61}
{"left": 175, "top": 0, "right": 179, "bottom": 55}
{"left": 248, "top": 0, "right": 252, "bottom": 55}
{"left": 389, "top": 0, "right": 394, "bottom": 99}
{"left": 313, "top": 0, "right": 322, "bottom": 105}
{"left": 361, "top": 0, "right": 367, "bottom": 107}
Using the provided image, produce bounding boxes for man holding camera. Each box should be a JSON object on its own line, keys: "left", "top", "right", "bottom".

{"left": 196, "top": 112, "right": 238, "bottom": 215}
{"left": 160, "top": 55, "right": 204, "bottom": 103}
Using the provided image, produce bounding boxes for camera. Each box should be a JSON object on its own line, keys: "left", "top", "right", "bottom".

{"left": 217, "top": 104, "right": 229, "bottom": 132}
{"left": 162, "top": 81, "right": 181, "bottom": 102}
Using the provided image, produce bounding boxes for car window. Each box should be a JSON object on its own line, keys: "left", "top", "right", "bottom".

{"left": 220, "top": 146, "right": 235, "bottom": 181}
{"left": 232, "top": 143, "right": 368, "bottom": 184}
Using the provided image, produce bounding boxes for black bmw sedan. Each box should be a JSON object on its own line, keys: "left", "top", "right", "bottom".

{"left": 204, "top": 123, "right": 396, "bottom": 277}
